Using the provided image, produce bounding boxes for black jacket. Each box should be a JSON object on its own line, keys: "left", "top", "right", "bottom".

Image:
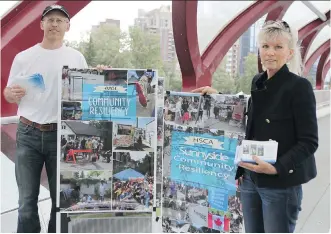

{"left": 235, "top": 64, "right": 318, "bottom": 188}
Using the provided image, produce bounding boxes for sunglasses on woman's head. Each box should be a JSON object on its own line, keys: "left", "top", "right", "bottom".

{"left": 262, "top": 20, "right": 291, "bottom": 33}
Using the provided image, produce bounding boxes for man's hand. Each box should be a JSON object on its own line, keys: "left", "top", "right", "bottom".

{"left": 192, "top": 86, "right": 218, "bottom": 95}
{"left": 238, "top": 156, "right": 278, "bottom": 175}
{"left": 4, "top": 85, "right": 26, "bottom": 103}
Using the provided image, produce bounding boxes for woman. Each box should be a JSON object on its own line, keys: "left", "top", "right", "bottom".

{"left": 192, "top": 20, "right": 318, "bottom": 233}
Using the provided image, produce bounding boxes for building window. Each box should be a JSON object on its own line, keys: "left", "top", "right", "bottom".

{"left": 165, "top": 19, "right": 168, "bottom": 27}
{"left": 62, "top": 125, "right": 66, "bottom": 130}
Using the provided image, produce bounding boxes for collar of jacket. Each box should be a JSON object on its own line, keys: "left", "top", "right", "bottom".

{"left": 252, "top": 64, "right": 290, "bottom": 92}
{"left": 250, "top": 64, "right": 290, "bottom": 113}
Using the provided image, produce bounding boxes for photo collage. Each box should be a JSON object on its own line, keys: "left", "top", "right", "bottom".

{"left": 59, "top": 68, "right": 158, "bottom": 218}
{"left": 161, "top": 91, "right": 246, "bottom": 233}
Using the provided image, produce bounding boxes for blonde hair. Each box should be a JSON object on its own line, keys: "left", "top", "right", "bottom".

{"left": 257, "top": 21, "right": 303, "bottom": 76}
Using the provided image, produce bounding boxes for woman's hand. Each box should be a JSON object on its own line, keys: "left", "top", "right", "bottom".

{"left": 192, "top": 86, "right": 218, "bottom": 95}
{"left": 238, "top": 156, "right": 278, "bottom": 175}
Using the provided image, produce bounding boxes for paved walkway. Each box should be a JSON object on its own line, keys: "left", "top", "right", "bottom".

{"left": 295, "top": 115, "right": 330, "bottom": 233}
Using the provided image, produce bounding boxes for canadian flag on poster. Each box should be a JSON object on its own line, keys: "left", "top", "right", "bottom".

{"left": 208, "top": 213, "right": 230, "bottom": 232}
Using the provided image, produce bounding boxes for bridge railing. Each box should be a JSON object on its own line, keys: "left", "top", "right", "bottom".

{"left": 314, "top": 90, "right": 330, "bottom": 108}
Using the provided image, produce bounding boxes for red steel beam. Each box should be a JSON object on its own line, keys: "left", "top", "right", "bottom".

{"left": 299, "top": 11, "right": 330, "bottom": 63}
{"left": 1, "top": 0, "right": 91, "bottom": 118}
{"left": 303, "top": 39, "right": 330, "bottom": 78}
{"left": 201, "top": 1, "right": 294, "bottom": 87}
{"left": 322, "top": 60, "right": 330, "bottom": 83}
{"left": 172, "top": 0, "right": 199, "bottom": 91}
{"left": 316, "top": 51, "right": 330, "bottom": 89}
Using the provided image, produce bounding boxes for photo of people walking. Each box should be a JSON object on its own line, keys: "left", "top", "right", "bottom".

{"left": 164, "top": 92, "right": 247, "bottom": 132}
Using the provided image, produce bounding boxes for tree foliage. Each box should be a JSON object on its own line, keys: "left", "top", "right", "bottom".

{"left": 66, "top": 25, "right": 259, "bottom": 93}
{"left": 237, "top": 53, "right": 258, "bottom": 94}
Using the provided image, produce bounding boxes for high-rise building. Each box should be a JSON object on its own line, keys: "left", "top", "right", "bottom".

{"left": 225, "top": 40, "right": 240, "bottom": 78}
{"left": 134, "top": 5, "right": 176, "bottom": 62}
{"left": 91, "top": 18, "right": 120, "bottom": 33}
{"left": 238, "top": 17, "right": 265, "bottom": 75}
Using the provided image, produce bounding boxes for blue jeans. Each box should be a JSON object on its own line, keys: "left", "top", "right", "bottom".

{"left": 240, "top": 170, "right": 303, "bottom": 233}
{"left": 15, "top": 121, "right": 57, "bottom": 233}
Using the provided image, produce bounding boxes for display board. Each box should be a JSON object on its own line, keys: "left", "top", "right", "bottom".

{"left": 57, "top": 68, "right": 158, "bottom": 233}
{"left": 161, "top": 91, "right": 246, "bottom": 233}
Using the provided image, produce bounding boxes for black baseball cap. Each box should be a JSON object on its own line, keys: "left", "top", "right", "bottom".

{"left": 41, "top": 5, "right": 70, "bottom": 20}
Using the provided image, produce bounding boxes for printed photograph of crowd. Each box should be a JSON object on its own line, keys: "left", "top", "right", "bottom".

{"left": 161, "top": 178, "right": 243, "bottom": 233}
{"left": 60, "top": 170, "right": 112, "bottom": 212}
{"left": 227, "top": 187, "right": 243, "bottom": 233}
{"left": 162, "top": 178, "right": 211, "bottom": 233}
{"left": 112, "top": 118, "right": 156, "bottom": 152}
{"left": 112, "top": 152, "right": 154, "bottom": 211}
{"left": 164, "top": 93, "right": 247, "bottom": 133}
{"left": 60, "top": 121, "right": 113, "bottom": 171}
{"left": 61, "top": 67, "right": 158, "bottom": 118}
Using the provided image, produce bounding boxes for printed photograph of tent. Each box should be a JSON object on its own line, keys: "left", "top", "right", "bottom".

{"left": 112, "top": 152, "right": 154, "bottom": 211}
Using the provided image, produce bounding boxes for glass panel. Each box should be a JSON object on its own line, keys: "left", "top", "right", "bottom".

{"left": 310, "top": 1, "right": 331, "bottom": 14}
{"left": 306, "top": 25, "right": 331, "bottom": 60}
{"left": 283, "top": 1, "right": 319, "bottom": 31}
{"left": 197, "top": 1, "right": 255, "bottom": 54}
{"left": 0, "top": 1, "right": 20, "bottom": 18}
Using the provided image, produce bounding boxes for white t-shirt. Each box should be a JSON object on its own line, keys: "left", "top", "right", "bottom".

{"left": 7, "top": 43, "right": 88, "bottom": 124}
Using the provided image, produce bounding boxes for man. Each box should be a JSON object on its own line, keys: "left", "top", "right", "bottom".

{"left": 3, "top": 5, "right": 87, "bottom": 233}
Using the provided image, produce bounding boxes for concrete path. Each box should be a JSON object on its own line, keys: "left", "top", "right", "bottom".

{"left": 295, "top": 115, "right": 330, "bottom": 233}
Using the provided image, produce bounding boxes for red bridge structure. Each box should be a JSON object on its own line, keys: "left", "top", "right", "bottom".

{"left": 1, "top": 0, "right": 330, "bottom": 116}
{"left": 0, "top": 1, "right": 330, "bottom": 232}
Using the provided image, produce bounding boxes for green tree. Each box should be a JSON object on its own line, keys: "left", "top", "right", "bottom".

{"left": 129, "top": 26, "right": 163, "bottom": 70}
{"left": 89, "top": 24, "right": 131, "bottom": 68}
{"left": 83, "top": 36, "right": 97, "bottom": 67}
{"left": 163, "top": 59, "right": 182, "bottom": 91}
{"left": 80, "top": 171, "right": 85, "bottom": 179}
{"left": 212, "top": 67, "right": 236, "bottom": 94}
{"left": 238, "top": 53, "right": 258, "bottom": 94}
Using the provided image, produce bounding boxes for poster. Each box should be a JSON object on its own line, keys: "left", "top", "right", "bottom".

{"left": 58, "top": 68, "right": 158, "bottom": 232}
{"left": 162, "top": 91, "right": 246, "bottom": 233}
